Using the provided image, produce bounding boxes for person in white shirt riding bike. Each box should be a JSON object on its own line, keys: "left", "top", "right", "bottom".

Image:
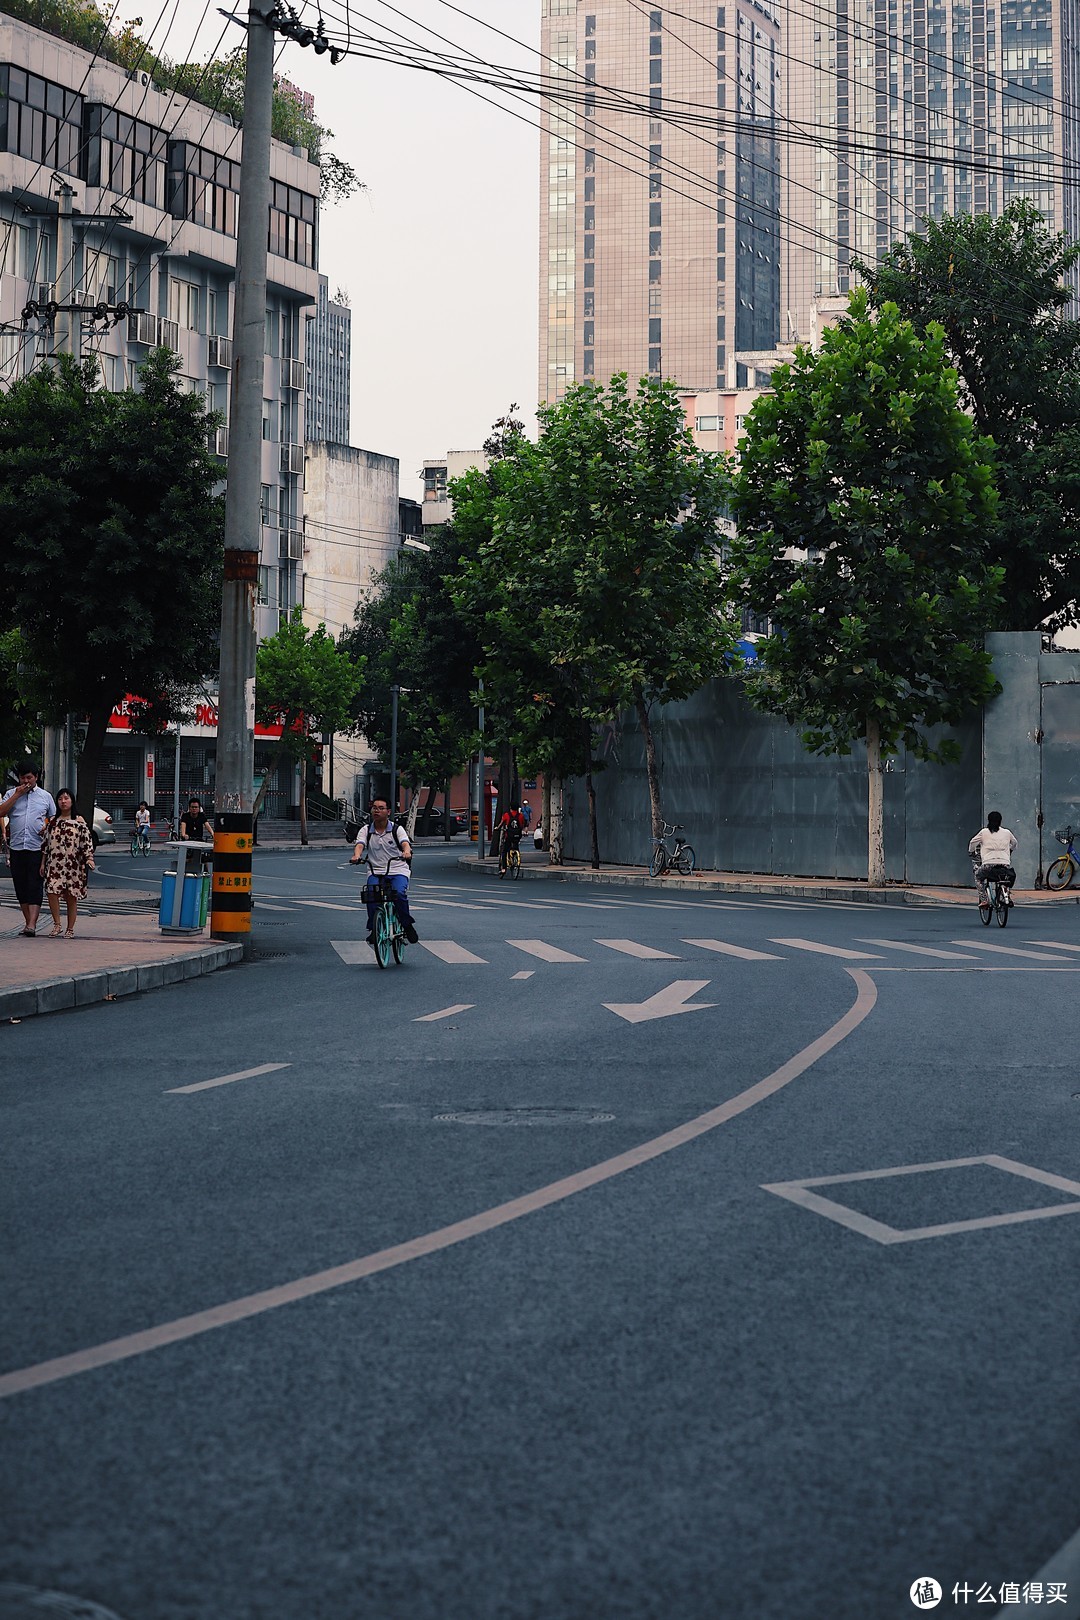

{"left": 349, "top": 797, "right": 419, "bottom": 947}
{"left": 968, "top": 811, "right": 1018, "bottom": 906}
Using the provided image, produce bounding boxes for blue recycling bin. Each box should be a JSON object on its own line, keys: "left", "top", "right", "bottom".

{"left": 159, "top": 842, "right": 212, "bottom": 933}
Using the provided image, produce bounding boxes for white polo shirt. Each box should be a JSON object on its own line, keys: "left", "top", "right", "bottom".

{"left": 355, "top": 822, "right": 410, "bottom": 878}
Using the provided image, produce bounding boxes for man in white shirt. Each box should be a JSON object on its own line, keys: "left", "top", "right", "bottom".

{"left": 349, "top": 797, "right": 419, "bottom": 946}
{"left": 0, "top": 763, "right": 57, "bottom": 936}
{"left": 968, "top": 811, "right": 1018, "bottom": 906}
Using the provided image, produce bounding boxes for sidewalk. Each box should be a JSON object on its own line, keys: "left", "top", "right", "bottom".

{"left": 456, "top": 848, "right": 1080, "bottom": 908}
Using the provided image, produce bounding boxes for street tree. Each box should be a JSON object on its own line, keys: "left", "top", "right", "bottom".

{"left": 0, "top": 630, "right": 40, "bottom": 777}
{"left": 0, "top": 351, "right": 225, "bottom": 823}
{"left": 254, "top": 607, "right": 362, "bottom": 845}
{"left": 454, "top": 377, "right": 736, "bottom": 865}
{"left": 727, "top": 292, "right": 1003, "bottom": 887}
{"left": 855, "top": 202, "right": 1080, "bottom": 630}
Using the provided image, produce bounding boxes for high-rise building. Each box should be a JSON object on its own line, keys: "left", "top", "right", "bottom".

{"left": 539, "top": 0, "right": 782, "bottom": 404}
{"left": 783, "top": 0, "right": 1080, "bottom": 341}
{"left": 305, "top": 274, "right": 351, "bottom": 444}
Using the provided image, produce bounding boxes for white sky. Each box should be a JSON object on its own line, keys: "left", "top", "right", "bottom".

{"left": 164, "top": 0, "right": 542, "bottom": 500}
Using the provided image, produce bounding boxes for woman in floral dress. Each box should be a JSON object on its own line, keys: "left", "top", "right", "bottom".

{"left": 39, "top": 789, "right": 95, "bottom": 938}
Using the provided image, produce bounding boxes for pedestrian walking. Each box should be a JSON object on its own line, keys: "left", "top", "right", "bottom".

{"left": 521, "top": 800, "right": 532, "bottom": 829}
{"left": 40, "top": 788, "right": 95, "bottom": 937}
{"left": 0, "top": 763, "right": 56, "bottom": 937}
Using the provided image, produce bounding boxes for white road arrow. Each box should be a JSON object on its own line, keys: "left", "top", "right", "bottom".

{"left": 603, "top": 979, "right": 715, "bottom": 1025}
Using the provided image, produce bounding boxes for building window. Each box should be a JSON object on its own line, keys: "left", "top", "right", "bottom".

{"left": 649, "top": 317, "right": 661, "bottom": 343}
{"left": 650, "top": 231, "right": 662, "bottom": 255}
{"left": 696, "top": 415, "right": 720, "bottom": 432}
{"left": 168, "top": 142, "right": 239, "bottom": 234}
{"left": 168, "top": 277, "right": 201, "bottom": 332}
{"left": 583, "top": 350, "right": 595, "bottom": 376}
{"left": 649, "top": 260, "right": 662, "bottom": 282}
{"left": 648, "top": 346, "right": 662, "bottom": 372}
{"left": 0, "top": 66, "right": 83, "bottom": 176}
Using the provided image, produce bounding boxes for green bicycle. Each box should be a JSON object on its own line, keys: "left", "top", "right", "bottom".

{"left": 371, "top": 874, "right": 408, "bottom": 968}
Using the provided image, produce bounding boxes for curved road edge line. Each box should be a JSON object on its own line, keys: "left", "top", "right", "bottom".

{"left": 0, "top": 969, "right": 878, "bottom": 1401}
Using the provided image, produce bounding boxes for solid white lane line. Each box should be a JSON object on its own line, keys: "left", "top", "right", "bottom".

{"left": 770, "top": 938, "right": 883, "bottom": 960}
{"left": 857, "top": 939, "right": 980, "bottom": 961}
{"left": 414, "top": 1004, "right": 474, "bottom": 1022}
{"left": 295, "top": 900, "right": 363, "bottom": 912}
{"left": 595, "top": 938, "right": 681, "bottom": 960}
{"left": 683, "top": 938, "right": 784, "bottom": 961}
{"left": 166, "top": 1063, "right": 290, "bottom": 1095}
{"left": 418, "top": 940, "right": 488, "bottom": 964}
{"left": 949, "top": 939, "right": 1076, "bottom": 962}
{"left": 511, "top": 970, "right": 535, "bottom": 980}
{"left": 506, "top": 939, "right": 588, "bottom": 963}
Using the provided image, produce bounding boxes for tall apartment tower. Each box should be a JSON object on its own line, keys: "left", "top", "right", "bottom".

{"left": 305, "top": 274, "right": 351, "bottom": 445}
{"left": 783, "top": 0, "right": 1080, "bottom": 341}
{"left": 539, "top": 0, "right": 782, "bottom": 403}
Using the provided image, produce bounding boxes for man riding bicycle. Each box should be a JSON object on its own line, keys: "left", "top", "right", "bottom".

{"left": 349, "top": 797, "right": 419, "bottom": 946}
{"left": 968, "top": 810, "right": 1017, "bottom": 907}
{"left": 497, "top": 803, "right": 525, "bottom": 875}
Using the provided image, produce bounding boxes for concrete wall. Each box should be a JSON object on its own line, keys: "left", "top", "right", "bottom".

{"left": 563, "top": 633, "right": 1080, "bottom": 888}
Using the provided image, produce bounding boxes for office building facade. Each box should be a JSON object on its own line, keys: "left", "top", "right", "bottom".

{"left": 305, "top": 273, "right": 351, "bottom": 444}
{"left": 539, "top": 0, "right": 782, "bottom": 403}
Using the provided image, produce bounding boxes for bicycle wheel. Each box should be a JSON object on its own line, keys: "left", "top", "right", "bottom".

{"left": 129, "top": 833, "right": 139, "bottom": 858}
{"left": 141, "top": 835, "right": 151, "bottom": 857}
{"left": 509, "top": 848, "right": 521, "bottom": 879}
{"left": 674, "top": 844, "right": 696, "bottom": 876}
{"left": 649, "top": 842, "right": 668, "bottom": 877}
{"left": 978, "top": 891, "right": 992, "bottom": 925}
{"left": 374, "top": 906, "right": 393, "bottom": 968}
{"left": 391, "top": 926, "right": 405, "bottom": 963}
{"left": 1046, "top": 855, "right": 1076, "bottom": 891}
{"left": 995, "top": 886, "right": 1010, "bottom": 926}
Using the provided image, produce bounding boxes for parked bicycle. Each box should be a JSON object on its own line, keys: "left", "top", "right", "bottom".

{"left": 649, "top": 821, "right": 696, "bottom": 877}
{"left": 371, "top": 873, "right": 409, "bottom": 968}
{"left": 977, "top": 862, "right": 1014, "bottom": 927}
{"left": 1046, "top": 826, "right": 1077, "bottom": 891}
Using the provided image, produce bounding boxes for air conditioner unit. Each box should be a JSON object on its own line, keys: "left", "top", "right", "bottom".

{"left": 210, "top": 426, "right": 228, "bottom": 458}
{"left": 127, "top": 311, "right": 158, "bottom": 345}
{"left": 207, "top": 334, "right": 232, "bottom": 369}
{"left": 279, "top": 528, "right": 303, "bottom": 561}
{"left": 280, "top": 442, "right": 304, "bottom": 475}
{"left": 281, "top": 357, "right": 305, "bottom": 391}
{"left": 36, "top": 283, "right": 53, "bottom": 306}
{"left": 157, "top": 317, "right": 179, "bottom": 351}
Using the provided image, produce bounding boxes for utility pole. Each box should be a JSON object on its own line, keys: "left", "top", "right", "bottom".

{"left": 389, "top": 684, "right": 399, "bottom": 814}
{"left": 477, "top": 677, "right": 485, "bottom": 862}
{"left": 210, "top": 2, "right": 276, "bottom": 948}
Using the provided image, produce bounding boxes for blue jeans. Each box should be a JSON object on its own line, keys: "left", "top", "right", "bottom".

{"left": 364, "top": 874, "right": 413, "bottom": 932}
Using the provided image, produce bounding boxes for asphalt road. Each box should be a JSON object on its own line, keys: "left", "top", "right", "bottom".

{"left": 3, "top": 846, "right": 1080, "bottom": 1620}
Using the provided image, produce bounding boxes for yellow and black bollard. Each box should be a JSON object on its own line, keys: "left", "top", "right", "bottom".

{"left": 211, "top": 813, "right": 253, "bottom": 942}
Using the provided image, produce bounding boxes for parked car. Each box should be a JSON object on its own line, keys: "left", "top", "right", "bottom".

{"left": 91, "top": 805, "right": 116, "bottom": 849}
{"left": 420, "top": 807, "right": 469, "bottom": 837}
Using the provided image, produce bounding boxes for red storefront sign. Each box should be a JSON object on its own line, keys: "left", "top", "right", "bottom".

{"left": 108, "top": 695, "right": 284, "bottom": 739}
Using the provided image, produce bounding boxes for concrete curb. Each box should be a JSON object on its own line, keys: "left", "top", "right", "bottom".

{"left": 0, "top": 942, "right": 243, "bottom": 1023}
{"left": 454, "top": 854, "right": 1080, "bottom": 907}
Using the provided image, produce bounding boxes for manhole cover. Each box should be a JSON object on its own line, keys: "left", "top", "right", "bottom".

{"left": 434, "top": 1107, "right": 615, "bottom": 1126}
{"left": 250, "top": 949, "right": 290, "bottom": 961}
{"left": 0, "top": 1586, "right": 131, "bottom": 1620}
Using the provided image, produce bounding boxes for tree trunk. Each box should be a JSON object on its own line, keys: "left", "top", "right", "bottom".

{"left": 548, "top": 775, "right": 563, "bottom": 865}
{"left": 542, "top": 774, "right": 552, "bottom": 855}
{"left": 443, "top": 777, "right": 452, "bottom": 842}
{"left": 76, "top": 698, "right": 113, "bottom": 827}
{"left": 417, "top": 782, "right": 437, "bottom": 836}
{"left": 497, "top": 740, "right": 513, "bottom": 823}
{"left": 635, "top": 688, "right": 663, "bottom": 840}
{"left": 405, "top": 787, "right": 422, "bottom": 841}
{"left": 299, "top": 761, "right": 309, "bottom": 846}
{"left": 583, "top": 719, "right": 600, "bottom": 869}
{"left": 866, "top": 716, "right": 885, "bottom": 888}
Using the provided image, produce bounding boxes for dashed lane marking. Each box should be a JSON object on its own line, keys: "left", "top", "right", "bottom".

{"left": 414, "top": 1004, "right": 474, "bottom": 1022}
{"left": 856, "top": 939, "right": 980, "bottom": 961}
{"left": 511, "top": 970, "right": 535, "bottom": 980}
{"left": 682, "top": 938, "right": 784, "bottom": 961}
{"left": 294, "top": 899, "right": 364, "bottom": 912}
{"left": 506, "top": 939, "right": 588, "bottom": 963}
{"left": 595, "top": 938, "right": 681, "bottom": 960}
{"left": 770, "top": 938, "right": 883, "bottom": 960}
{"left": 1026, "top": 940, "right": 1080, "bottom": 954}
{"left": 418, "top": 940, "right": 488, "bottom": 964}
{"left": 166, "top": 1063, "right": 291, "bottom": 1095}
{"left": 330, "top": 941, "right": 371, "bottom": 966}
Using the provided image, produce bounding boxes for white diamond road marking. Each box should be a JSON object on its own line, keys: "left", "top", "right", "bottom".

{"left": 770, "top": 938, "right": 883, "bottom": 960}
{"left": 414, "top": 1003, "right": 474, "bottom": 1023}
{"left": 595, "top": 938, "right": 681, "bottom": 960}
{"left": 948, "top": 939, "right": 1077, "bottom": 962}
{"left": 682, "top": 938, "right": 784, "bottom": 961}
{"left": 856, "top": 939, "right": 980, "bottom": 961}
{"left": 418, "top": 940, "right": 488, "bottom": 964}
{"left": 506, "top": 939, "right": 588, "bottom": 963}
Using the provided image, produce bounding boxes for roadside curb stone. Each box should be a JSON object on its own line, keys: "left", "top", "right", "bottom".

{"left": 0, "top": 942, "right": 243, "bottom": 1023}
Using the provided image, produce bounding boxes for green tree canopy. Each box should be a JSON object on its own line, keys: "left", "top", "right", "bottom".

{"left": 255, "top": 607, "right": 362, "bottom": 844}
{"left": 728, "top": 292, "right": 1003, "bottom": 886}
{"left": 855, "top": 202, "right": 1080, "bottom": 630}
{"left": 453, "top": 377, "right": 736, "bottom": 862}
{"left": 0, "top": 349, "right": 225, "bottom": 820}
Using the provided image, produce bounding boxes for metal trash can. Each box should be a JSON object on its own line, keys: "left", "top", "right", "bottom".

{"left": 159, "top": 842, "right": 211, "bottom": 933}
